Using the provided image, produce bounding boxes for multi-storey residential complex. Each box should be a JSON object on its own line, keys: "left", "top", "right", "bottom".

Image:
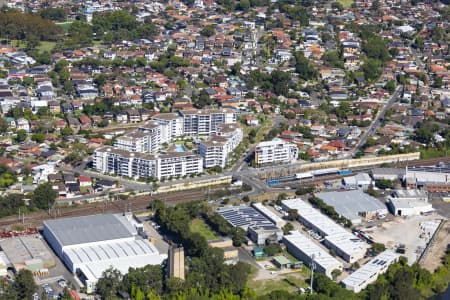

{"left": 93, "top": 147, "right": 202, "bottom": 180}
{"left": 114, "top": 132, "right": 155, "bottom": 153}
{"left": 149, "top": 113, "right": 183, "bottom": 143}
{"left": 198, "top": 123, "right": 243, "bottom": 168}
{"left": 198, "top": 135, "right": 230, "bottom": 168}
{"left": 254, "top": 139, "right": 298, "bottom": 165}
{"left": 179, "top": 109, "right": 236, "bottom": 135}
{"left": 95, "top": 109, "right": 239, "bottom": 178}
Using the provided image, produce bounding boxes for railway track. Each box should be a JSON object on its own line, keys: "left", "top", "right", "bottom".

{"left": 0, "top": 187, "right": 215, "bottom": 229}
{"left": 271, "top": 156, "right": 450, "bottom": 188}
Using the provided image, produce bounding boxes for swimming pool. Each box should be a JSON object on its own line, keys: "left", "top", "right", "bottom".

{"left": 175, "top": 144, "right": 187, "bottom": 152}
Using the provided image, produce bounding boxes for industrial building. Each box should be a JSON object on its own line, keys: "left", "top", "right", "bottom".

{"left": 316, "top": 190, "right": 388, "bottom": 224}
{"left": 342, "top": 250, "right": 399, "bottom": 293}
{"left": 216, "top": 206, "right": 274, "bottom": 230}
{"left": 283, "top": 231, "right": 343, "bottom": 278}
{"left": 0, "top": 236, "right": 55, "bottom": 273}
{"left": 254, "top": 138, "right": 298, "bottom": 165}
{"left": 405, "top": 165, "right": 450, "bottom": 191}
{"left": 252, "top": 202, "right": 286, "bottom": 228}
{"left": 208, "top": 238, "right": 238, "bottom": 261}
{"left": 342, "top": 173, "right": 372, "bottom": 189}
{"left": 371, "top": 168, "right": 405, "bottom": 181}
{"left": 387, "top": 189, "right": 433, "bottom": 217}
{"left": 248, "top": 225, "right": 283, "bottom": 245}
{"left": 282, "top": 199, "right": 367, "bottom": 263}
{"left": 216, "top": 206, "right": 282, "bottom": 245}
{"left": 43, "top": 214, "right": 167, "bottom": 293}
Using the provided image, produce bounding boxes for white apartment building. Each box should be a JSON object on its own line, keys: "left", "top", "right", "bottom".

{"left": 93, "top": 147, "right": 202, "bottom": 180}
{"left": 254, "top": 139, "right": 298, "bottom": 165}
{"left": 114, "top": 132, "right": 155, "bottom": 153}
{"left": 216, "top": 123, "right": 243, "bottom": 150}
{"left": 180, "top": 109, "right": 236, "bottom": 135}
{"left": 149, "top": 113, "right": 183, "bottom": 143}
{"left": 198, "top": 135, "right": 230, "bottom": 168}
{"left": 198, "top": 123, "right": 243, "bottom": 168}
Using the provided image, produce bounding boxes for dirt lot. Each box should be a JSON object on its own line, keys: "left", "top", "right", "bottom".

{"left": 420, "top": 220, "right": 450, "bottom": 272}
{"left": 366, "top": 215, "right": 442, "bottom": 265}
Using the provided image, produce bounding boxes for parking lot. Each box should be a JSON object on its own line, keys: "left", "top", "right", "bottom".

{"left": 39, "top": 278, "right": 69, "bottom": 299}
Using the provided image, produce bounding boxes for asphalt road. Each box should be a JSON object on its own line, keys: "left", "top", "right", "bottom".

{"left": 351, "top": 85, "right": 403, "bottom": 157}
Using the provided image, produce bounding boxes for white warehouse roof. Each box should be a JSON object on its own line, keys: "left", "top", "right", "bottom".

{"left": 283, "top": 231, "right": 342, "bottom": 273}
{"left": 252, "top": 203, "right": 286, "bottom": 228}
{"left": 282, "top": 198, "right": 367, "bottom": 262}
{"left": 66, "top": 239, "right": 167, "bottom": 278}
{"left": 342, "top": 250, "right": 399, "bottom": 292}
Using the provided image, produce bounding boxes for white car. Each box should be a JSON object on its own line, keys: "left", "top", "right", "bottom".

{"left": 58, "top": 279, "right": 67, "bottom": 288}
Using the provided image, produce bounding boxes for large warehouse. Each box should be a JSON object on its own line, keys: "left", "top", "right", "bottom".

{"left": 43, "top": 214, "right": 167, "bottom": 293}
{"left": 387, "top": 189, "right": 433, "bottom": 216}
{"left": 216, "top": 205, "right": 274, "bottom": 230}
{"left": 282, "top": 199, "right": 367, "bottom": 263}
{"left": 342, "top": 250, "right": 399, "bottom": 293}
{"left": 405, "top": 165, "right": 450, "bottom": 191}
{"left": 315, "top": 190, "right": 387, "bottom": 224}
{"left": 283, "top": 231, "right": 343, "bottom": 278}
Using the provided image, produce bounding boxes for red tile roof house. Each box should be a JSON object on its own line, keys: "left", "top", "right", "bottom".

{"left": 79, "top": 115, "right": 92, "bottom": 129}
{"left": 78, "top": 176, "right": 92, "bottom": 187}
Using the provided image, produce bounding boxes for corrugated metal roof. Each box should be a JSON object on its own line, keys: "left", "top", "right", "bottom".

{"left": 44, "top": 214, "right": 136, "bottom": 247}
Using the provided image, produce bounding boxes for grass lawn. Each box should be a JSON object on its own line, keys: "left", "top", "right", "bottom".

{"left": 37, "top": 41, "right": 56, "bottom": 53}
{"left": 189, "top": 218, "right": 219, "bottom": 241}
{"left": 56, "top": 22, "right": 73, "bottom": 33}
{"left": 247, "top": 272, "right": 309, "bottom": 296}
{"left": 338, "top": 0, "right": 354, "bottom": 8}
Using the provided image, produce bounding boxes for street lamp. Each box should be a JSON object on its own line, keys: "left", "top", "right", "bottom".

{"left": 310, "top": 254, "right": 316, "bottom": 294}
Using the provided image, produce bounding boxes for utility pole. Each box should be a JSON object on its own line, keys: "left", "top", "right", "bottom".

{"left": 310, "top": 254, "right": 316, "bottom": 294}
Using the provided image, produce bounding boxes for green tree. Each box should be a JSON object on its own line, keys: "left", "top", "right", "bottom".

{"left": 385, "top": 80, "right": 396, "bottom": 93}
{"left": 67, "top": 20, "right": 93, "bottom": 48}
{"left": 239, "top": 0, "right": 251, "bottom": 10}
{"left": 31, "top": 182, "right": 57, "bottom": 209}
{"left": 322, "top": 50, "right": 344, "bottom": 68}
{"left": 229, "top": 262, "right": 252, "bottom": 293}
{"left": 287, "top": 209, "right": 299, "bottom": 221}
{"left": 362, "top": 59, "right": 382, "bottom": 81}
{"left": 375, "top": 179, "right": 393, "bottom": 190}
{"left": 96, "top": 267, "right": 122, "bottom": 300}
{"left": 372, "top": 242, "right": 386, "bottom": 255}
{"left": 121, "top": 265, "right": 163, "bottom": 295}
{"left": 39, "top": 8, "right": 66, "bottom": 21}
{"left": 61, "top": 126, "right": 74, "bottom": 137}
{"left": 264, "top": 244, "right": 282, "bottom": 256}
{"left": 363, "top": 37, "right": 390, "bottom": 62}
{"left": 282, "top": 222, "right": 294, "bottom": 235}
{"left": 15, "top": 129, "right": 27, "bottom": 143}
{"left": 200, "top": 25, "right": 216, "bottom": 37}
{"left": 0, "top": 117, "right": 8, "bottom": 134}
{"left": 231, "top": 227, "right": 247, "bottom": 246}
{"left": 294, "top": 51, "right": 317, "bottom": 80}
{"left": 31, "top": 133, "right": 46, "bottom": 143}
{"left": 14, "top": 269, "right": 36, "bottom": 300}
